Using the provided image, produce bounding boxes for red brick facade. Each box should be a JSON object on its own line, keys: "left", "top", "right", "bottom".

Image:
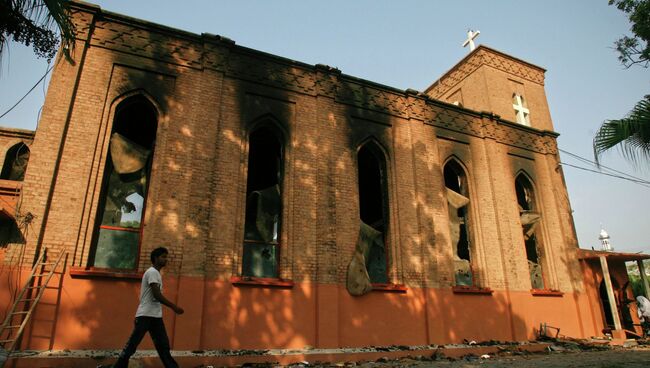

{"left": 0, "top": 1, "right": 610, "bottom": 351}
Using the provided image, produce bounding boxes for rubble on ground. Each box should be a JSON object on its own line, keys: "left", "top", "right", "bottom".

{"left": 11, "top": 338, "right": 650, "bottom": 368}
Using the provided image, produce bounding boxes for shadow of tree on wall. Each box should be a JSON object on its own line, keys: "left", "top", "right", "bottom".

{"left": 12, "top": 2, "right": 590, "bottom": 354}
{"left": 333, "top": 81, "right": 536, "bottom": 345}
{"left": 198, "top": 33, "right": 316, "bottom": 350}
{"left": 52, "top": 6, "right": 318, "bottom": 351}
{"left": 23, "top": 5, "right": 183, "bottom": 351}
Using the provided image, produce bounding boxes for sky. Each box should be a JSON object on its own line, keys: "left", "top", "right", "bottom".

{"left": 0, "top": 1, "right": 648, "bottom": 254}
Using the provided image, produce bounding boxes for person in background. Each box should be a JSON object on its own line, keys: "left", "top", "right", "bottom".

{"left": 637, "top": 295, "right": 650, "bottom": 337}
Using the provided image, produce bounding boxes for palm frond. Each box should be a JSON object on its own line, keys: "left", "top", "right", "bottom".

{"left": 1, "top": 0, "right": 75, "bottom": 61}
{"left": 43, "top": 0, "right": 75, "bottom": 59}
{"left": 593, "top": 95, "right": 650, "bottom": 167}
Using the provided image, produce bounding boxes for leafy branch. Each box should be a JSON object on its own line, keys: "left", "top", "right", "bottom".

{"left": 0, "top": 0, "right": 76, "bottom": 61}
{"left": 609, "top": 0, "right": 650, "bottom": 68}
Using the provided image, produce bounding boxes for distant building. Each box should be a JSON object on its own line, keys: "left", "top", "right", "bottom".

{"left": 599, "top": 228, "right": 613, "bottom": 252}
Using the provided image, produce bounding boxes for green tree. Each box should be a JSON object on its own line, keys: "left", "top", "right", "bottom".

{"left": 593, "top": 1, "right": 650, "bottom": 165}
{"left": 609, "top": 0, "right": 650, "bottom": 68}
{"left": 0, "top": 0, "right": 75, "bottom": 61}
{"left": 626, "top": 260, "right": 649, "bottom": 297}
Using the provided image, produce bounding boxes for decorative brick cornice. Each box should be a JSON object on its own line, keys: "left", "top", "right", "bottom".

{"left": 336, "top": 80, "right": 408, "bottom": 117}
{"left": 426, "top": 46, "right": 546, "bottom": 100}
{"left": 70, "top": 6, "right": 95, "bottom": 41}
{"left": 69, "top": 4, "right": 557, "bottom": 156}
{"left": 91, "top": 20, "right": 204, "bottom": 69}
{"left": 429, "top": 105, "right": 558, "bottom": 155}
{"left": 227, "top": 52, "right": 318, "bottom": 95}
{"left": 0, "top": 127, "right": 35, "bottom": 141}
{"left": 431, "top": 107, "right": 482, "bottom": 136}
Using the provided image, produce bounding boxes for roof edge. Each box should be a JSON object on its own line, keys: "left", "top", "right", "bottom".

{"left": 424, "top": 45, "right": 547, "bottom": 94}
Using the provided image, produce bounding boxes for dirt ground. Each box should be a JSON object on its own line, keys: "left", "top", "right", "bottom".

{"left": 307, "top": 347, "right": 650, "bottom": 368}
{"left": 16, "top": 341, "right": 650, "bottom": 367}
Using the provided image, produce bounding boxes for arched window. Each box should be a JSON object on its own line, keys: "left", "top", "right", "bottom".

{"left": 515, "top": 174, "right": 544, "bottom": 289}
{"left": 91, "top": 96, "right": 157, "bottom": 270}
{"left": 242, "top": 125, "right": 284, "bottom": 278}
{"left": 357, "top": 141, "right": 389, "bottom": 284}
{"left": 444, "top": 159, "right": 473, "bottom": 286}
{"left": 1, "top": 143, "right": 30, "bottom": 181}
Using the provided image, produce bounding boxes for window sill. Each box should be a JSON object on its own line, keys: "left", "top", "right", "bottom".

{"left": 531, "top": 289, "right": 564, "bottom": 297}
{"left": 69, "top": 266, "right": 143, "bottom": 280}
{"left": 230, "top": 276, "right": 294, "bottom": 289}
{"left": 452, "top": 285, "right": 494, "bottom": 295}
{"left": 371, "top": 283, "right": 408, "bottom": 293}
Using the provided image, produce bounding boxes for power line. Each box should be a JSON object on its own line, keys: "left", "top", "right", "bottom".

{"left": 559, "top": 148, "right": 649, "bottom": 184}
{"left": 0, "top": 64, "right": 54, "bottom": 120}
{"left": 559, "top": 161, "right": 650, "bottom": 188}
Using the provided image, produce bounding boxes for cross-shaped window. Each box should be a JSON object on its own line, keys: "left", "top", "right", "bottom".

{"left": 512, "top": 94, "right": 530, "bottom": 126}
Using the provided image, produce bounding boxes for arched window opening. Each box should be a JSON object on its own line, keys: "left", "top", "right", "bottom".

{"left": 1, "top": 143, "right": 30, "bottom": 181}
{"left": 515, "top": 174, "right": 544, "bottom": 289}
{"left": 242, "top": 125, "right": 283, "bottom": 278}
{"left": 444, "top": 160, "right": 473, "bottom": 286}
{"left": 357, "top": 143, "right": 389, "bottom": 284}
{"left": 91, "top": 96, "right": 157, "bottom": 270}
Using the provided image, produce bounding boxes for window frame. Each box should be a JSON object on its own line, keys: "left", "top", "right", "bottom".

{"left": 443, "top": 157, "right": 480, "bottom": 288}
{"left": 0, "top": 142, "right": 30, "bottom": 181}
{"left": 514, "top": 172, "right": 549, "bottom": 291}
{"left": 356, "top": 139, "right": 392, "bottom": 286}
{"left": 240, "top": 122, "right": 286, "bottom": 280}
{"left": 87, "top": 95, "right": 158, "bottom": 272}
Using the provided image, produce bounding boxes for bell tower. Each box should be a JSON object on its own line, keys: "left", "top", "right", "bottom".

{"left": 425, "top": 45, "right": 555, "bottom": 132}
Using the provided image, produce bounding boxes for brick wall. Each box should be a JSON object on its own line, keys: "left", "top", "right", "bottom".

{"left": 17, "top": 1, "right": 582, "bottom": 296}
{"left": 0, "top": 127, "right": 35, "bottom": 262}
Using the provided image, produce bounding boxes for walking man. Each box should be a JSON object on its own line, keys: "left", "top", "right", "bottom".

{"left": 112, "top": 247, "right": 184, "bottom": 368}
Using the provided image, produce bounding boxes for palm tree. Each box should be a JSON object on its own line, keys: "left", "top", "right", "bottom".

{"left": 593, "top": 95, "right": 650, "bottom": 167}
{"left": 0, "top": 0, "right": 75, "bottom": 61}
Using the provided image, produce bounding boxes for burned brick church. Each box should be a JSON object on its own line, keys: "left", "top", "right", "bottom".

{"left": 1, "top": 0, "right": 648, "bottom": 359}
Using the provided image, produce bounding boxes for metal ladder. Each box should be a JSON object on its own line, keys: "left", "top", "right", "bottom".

{"left": 0, "top": 249, "right": 65, "bottom": 354}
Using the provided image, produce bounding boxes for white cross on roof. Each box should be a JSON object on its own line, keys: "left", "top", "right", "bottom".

{"left": 513, "top": 94, "right": 530, "bottom": 126}
{"left": 462, "top": 29, "right": 480, "bottom": 51}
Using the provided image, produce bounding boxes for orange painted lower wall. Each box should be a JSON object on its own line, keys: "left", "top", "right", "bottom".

{"left": 3, "top": 271, "right": 604, "bottom": 351}
{"left": 0, "top": 248, "right": 31, "bottom": 336}
{"left": 581, "top": 260, "right": 608, "bottom": 336}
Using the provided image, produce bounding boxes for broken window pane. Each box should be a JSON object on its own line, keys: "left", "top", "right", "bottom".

{"left": 91, "top": 96, "right": 157, "bottom": 270}
{"left": 357, "top": 143, "right": 388, "bottom": 284}
{"left": 444, "top": 160, "right": 473, "bottom": 286}
{"left": 242, "top": 126, "right": 283, "bottom": 278}
{"left": 94, "top": 228, "right": 139, "bottom": 269}
{"left": 515, "top": 174, "right": 545, "bottom": 289}
{"left": 0, "top": 143, "right": 30, "bottom": 181}
{"left": 99, "top": 170, "right": 146, "bottom": 229}
{"left": 242, "top": 243, "right": 278, "bottom": 278}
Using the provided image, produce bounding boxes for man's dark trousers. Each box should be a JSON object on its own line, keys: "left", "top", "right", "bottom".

{"left": 113, "top": 316, "right": 178, "bottom": 368}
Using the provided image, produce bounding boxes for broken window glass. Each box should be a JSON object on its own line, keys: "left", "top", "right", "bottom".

{"left": 91, "top": 96, "right": 157, "bottom": 270}
{"left": 242, "top": 126, "right": 283, "bottom": 278}
{"left": 515, "top": 174, "right": 544, "bottom": 289}
{"left": 357, "top": 143, "right": 388, "bottom": 284}
{"left": 346, "top": 142, "right": 392, "bottom": 296}
{"left": 0, "top": 143, "right": 30, "bottom": 181}
{"left": 444, "top": 160, "right": 473, "bottom": 286}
